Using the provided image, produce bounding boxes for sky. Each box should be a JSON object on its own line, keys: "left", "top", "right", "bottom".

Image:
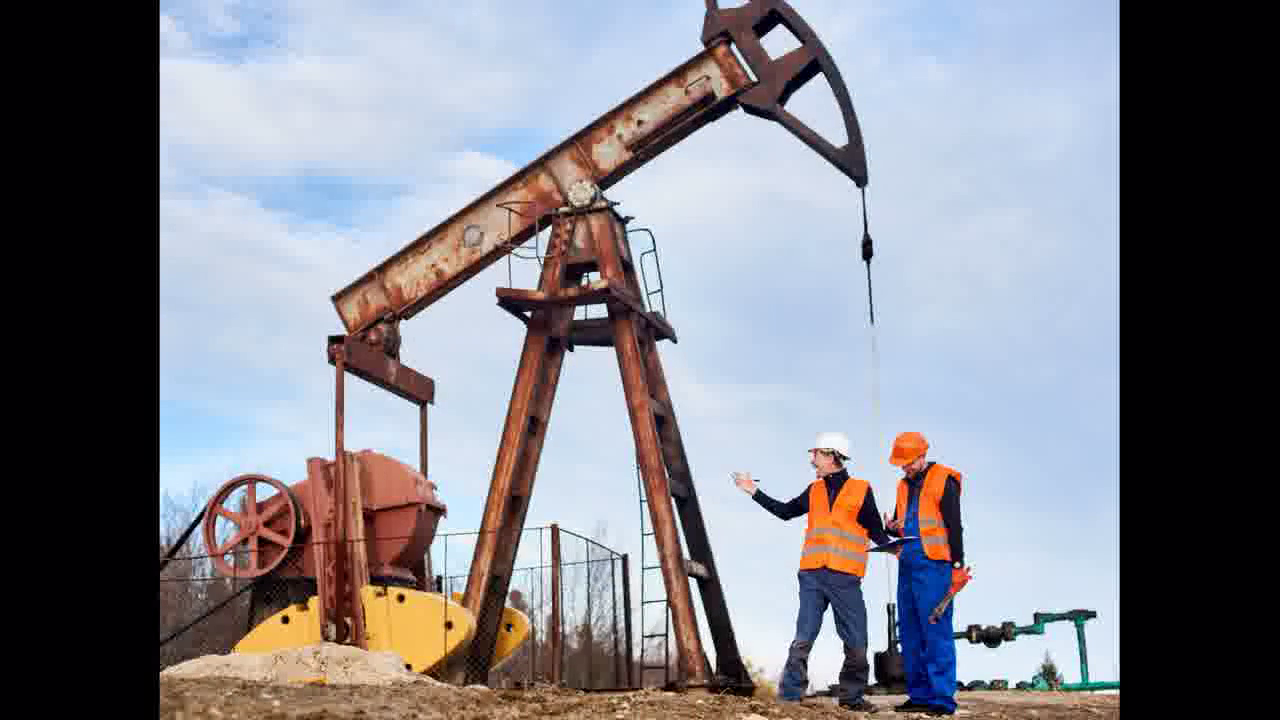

{"left": 160, "top": 0, "right": 1119, "bottom": 690}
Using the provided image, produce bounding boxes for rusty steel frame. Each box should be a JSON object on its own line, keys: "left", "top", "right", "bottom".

{"left": 330, "top": 41, "right": 750, "bottom": 337}
{"left": 460, "top": 213, "right": 580, "bottom": 682}
{"left": 332, "top": 1, "right": 870, "bottom": 338}
{"left": 313, "top": 335, "right": 437, "bottom": 649}
{"left": 456, "top": 205, "right": 749, "bottom": 692}
{"left": 317, "top": 0, "right": 872, "bottom": 692}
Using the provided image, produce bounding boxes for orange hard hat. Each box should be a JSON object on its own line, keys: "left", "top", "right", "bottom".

{"left": 889, "top": 432, "right": 929, "bottom": 466}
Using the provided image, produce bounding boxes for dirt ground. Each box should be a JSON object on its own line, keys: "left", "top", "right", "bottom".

{"left": 158, "top": 679, "right": 1119, "bottom": 720}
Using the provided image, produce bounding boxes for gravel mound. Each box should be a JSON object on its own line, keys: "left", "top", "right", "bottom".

{"left": 160, "top": 643, "right": 452, "bottom": 687}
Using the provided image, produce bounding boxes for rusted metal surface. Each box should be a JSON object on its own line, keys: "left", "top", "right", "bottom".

{"left": 567, "top": 317, "right": 613, "bottom": 346}
{"left": 201, "top": 474, "right": 300, "bottom": 579}
{"left": 586, "top": 211, "right": 708, "bottom": 687}
{"left": 701, "top": 0, "right": 868, "bottom": 187}
{"left": 419, "top": 404, "right": 429, "bottom": 477}
{"left": 350, "top": 451, "right": 442, "bottom": 583}
{"left": 342, "top": 452, "right": 370, "bottom": 649}
{"left": 210, "top": 450, "right": 446, "bottom": 605}
{"left": 333, "top": 353, "right": 353, "bottom": 643}
{"left": 327, "top": 336, "right": 435, "bottom": 406}
{"left": 417, "top": 401, "right": 429, "bottom": 595}
{"left": 331, "top": 42, "right": 752, "bottom": 336}
{"left": 306, "top": 457, "right": 339, "bottom": 643}
{"left": 550, "top": 523, "right": 563, "bottom": 686}
{"left": 358, "top": 314, "right": 402, "bottom": 359}
{"left": 496, "top": 279, "right": 613, "bottom": 312}
{"left": 331, "top": 1, "right": 872, "bottom": 337}
{"left": 460, "top": 212, "right": 578, "bottom": 683}
{"left": 643, "top": 335, "right": 750, "bottom": 687}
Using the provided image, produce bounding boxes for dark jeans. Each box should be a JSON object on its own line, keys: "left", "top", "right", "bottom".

{"left": 779, "top": 568, "right": 869, "bottom": 706}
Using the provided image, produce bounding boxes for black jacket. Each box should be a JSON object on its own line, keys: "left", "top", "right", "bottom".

{"left": 752, "top": 468, "right": 893, "bottom": 547}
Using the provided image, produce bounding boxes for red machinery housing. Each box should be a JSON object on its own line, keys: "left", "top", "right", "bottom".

{"left": 202, "top": 450, "right": 446, "bottom": 588}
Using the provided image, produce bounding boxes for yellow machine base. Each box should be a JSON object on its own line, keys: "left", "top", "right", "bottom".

{"left": 233, "top": 586, "right": 530, "bottom": 675}
{"left": 450, "top": 592, "right": 531, "bottom": 671}
{"left": 234, "top": 587, "right": 476, "bottom": 674}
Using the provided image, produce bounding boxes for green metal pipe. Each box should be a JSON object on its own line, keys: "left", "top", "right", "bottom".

{"left": 1074, "top": 619, "right": 1090, "bottom": 684}
{"left": 1061, "top": 681, "right": 1119, "bottom": 692}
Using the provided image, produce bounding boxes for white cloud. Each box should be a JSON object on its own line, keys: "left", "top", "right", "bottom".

{"left": 160, "top": 15, "right": 192, "bottom": 53}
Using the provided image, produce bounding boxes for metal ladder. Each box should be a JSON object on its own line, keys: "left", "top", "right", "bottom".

{"left": 630, "top": 228, "right": 667, "bottom": 318}
{"left": 636, "top": 461, "right": 671, "bottom": 688}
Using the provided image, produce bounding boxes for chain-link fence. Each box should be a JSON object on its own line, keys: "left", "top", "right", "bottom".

{"left": 432, "top": 525, "right": 634, "bottom": 690}
{"left": 161, "top": 540, "right": 326, "bottom": 672}
{"left": 160, "top": 524, "right": 640, "bottom": 691}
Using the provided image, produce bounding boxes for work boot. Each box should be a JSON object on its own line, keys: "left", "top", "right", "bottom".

{"left": 922, "top": 706, "right": 955, "bottom": 716}
{"left": 892, "top": 700, "right": 931, "bottom": 712}
{"left": 840, "top": 698, "right": 880, "bottom": 713}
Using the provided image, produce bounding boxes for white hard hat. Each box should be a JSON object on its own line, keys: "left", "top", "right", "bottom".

{"left": 811, "top": 432, "right": 851, "bottom": 459}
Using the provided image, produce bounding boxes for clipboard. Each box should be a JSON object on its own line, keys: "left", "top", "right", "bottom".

{"left": 870, "top": 536, "right": 919, "bottom": 553}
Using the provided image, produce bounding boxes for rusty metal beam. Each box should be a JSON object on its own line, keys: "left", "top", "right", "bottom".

{"left": 465, "top": 320, "right": 570, "bottom": 682}
{"left": 419, "top": 403, "right": 429, "bottom": 477}
{"left": 333, "top": 355, "right": 355, "bottom": 645}
{"left": 306, "top": 457, "right": 338, "bottom": 644}
{"left": 343, "top": 452, "right": 370, "bottom": 649}
{"left": 642, "top": 339, "right": 749, "bottom": 688}
{"left": 330, "top": 352, "right": 369, "bottom": 649}
{"left": 568, "top": 312, "right": 677, "bottom": 347}
{"left": 610, "top": 310, "right": 706, "bottom": 685}
{"left": 333, "top": 1, "right": 875, "bottom": 337}
{"left": 590, "top": 211, "right": 709, "bottom": 687}
{"left": 331, "top": 42, "right": 751, "bottom": 336}
{"left": 461, "top": 215, "right": 580, "bottom": 683}
{"left": 567, "top": 317, "right": 614, "bottom": 347}
{"left": 327, "top": 336, "right": 435, "bottom": 406}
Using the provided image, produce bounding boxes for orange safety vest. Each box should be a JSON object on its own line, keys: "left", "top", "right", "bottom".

{"left": 895, "top": 462, "right": 963, "bottom": 562}
{"left": 799, "top": 476, "right": 871, "bottom": 577}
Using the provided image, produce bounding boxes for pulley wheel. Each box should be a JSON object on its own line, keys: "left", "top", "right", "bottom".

{"left": 202, "top": 474, "right": 301, "bottom": 578}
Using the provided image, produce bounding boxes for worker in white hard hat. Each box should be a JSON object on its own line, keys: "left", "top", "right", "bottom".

{"left": 733, "top": 431, "right": 892, "bottom": 713}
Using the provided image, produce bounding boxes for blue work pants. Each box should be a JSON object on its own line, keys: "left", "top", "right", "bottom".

{"left": 897, "top": 544, "right": 958, "bottom": 712}
{"left": 779, "top": 567, "right": 869, "bottom": 706}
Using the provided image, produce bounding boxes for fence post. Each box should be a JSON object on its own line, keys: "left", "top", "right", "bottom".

{"left": 586, "top": 541, "right": 593, "bottom": 690}
{"left": 611, "top": 554, "right": 622, "bottom": 689}
{"left": 551, "top": 523, "right": 562, "bottom": 686}
{"left": 535, "top": 526, "right": 543, "bottom": 684}
{"left": 622, "top": 552, "right": 633, "bottom": 689}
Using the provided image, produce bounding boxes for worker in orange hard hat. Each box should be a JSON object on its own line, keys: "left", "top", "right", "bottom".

{"left": 732, "top": 432, "right": 894, "bottom": 713}
{"left": 883, "top": 432, "right": 969, "bottom": 716}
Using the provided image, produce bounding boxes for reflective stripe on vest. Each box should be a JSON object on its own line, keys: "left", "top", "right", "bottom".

{"left": 800, "top": 476, "right": 871, "bottom": 577}
{"left": 799, "top": 545, "right": 868, "bottom": 565}
{"left": 895, "top": 463, "right": 962, "bottom": 562}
